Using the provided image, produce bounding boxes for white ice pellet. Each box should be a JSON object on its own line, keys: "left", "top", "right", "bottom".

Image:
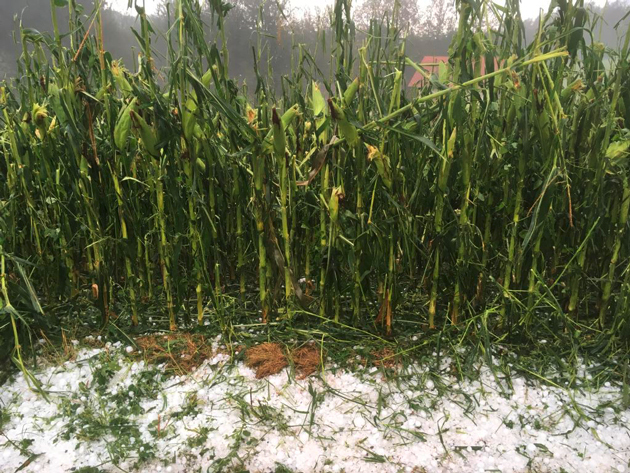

{"left": 1, "top": 347, "right": 628, "bottom": 473}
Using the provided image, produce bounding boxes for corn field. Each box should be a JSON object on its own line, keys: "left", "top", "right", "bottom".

{"left": 1, "top": 0, "right": 630, "bottom": 351}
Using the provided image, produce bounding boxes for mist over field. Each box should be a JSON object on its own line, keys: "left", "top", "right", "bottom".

{"left": 1, "top": 0, "right": 628, "bottom": 89}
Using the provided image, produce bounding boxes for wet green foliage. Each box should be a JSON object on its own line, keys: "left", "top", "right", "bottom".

{"left": 1, "top": 0, "right": 629, "bottom": 357}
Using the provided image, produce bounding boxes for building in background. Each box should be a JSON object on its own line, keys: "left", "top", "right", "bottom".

{"left": 408, "top": 55, "right": 501, "bottom": 87}
{"left": 408, "top": 55, "right": 449, "bottom": 87}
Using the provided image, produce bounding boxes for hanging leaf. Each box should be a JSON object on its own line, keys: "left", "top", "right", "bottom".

{"left": 366, "top": 144, "right": 393, "bottom": 189}
{"left": 312, "top": 82, "right": 326, "bottom": 116}
{"left": 182, "top": 97, "right": 198, "bottom": 141}
{"left": 329, "top": 186, "right": 343, "bottom": 223}
{"left": 272, "top": 107, "right": 286, "bottom": 158}
{"left": 130, "top": 109, "right": 159, "bottom": 157}
{"left": 606, "top": 140, "right": 630, "bottom": 165}
{"left": 297, "top": 138, "right": 336, "bottom": 186}
{"left": 114, "top": 99, "right": 136, "bottom": 151}
{"left": 111, "top": 62, "right": 133, "bottom": 96}
{"left": 329, "top": 99, "right": 359, "bottom": 147}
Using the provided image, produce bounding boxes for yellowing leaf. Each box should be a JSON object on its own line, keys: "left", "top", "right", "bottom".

{"left": 366, "top": 144, "right": 392, "bottom": 189}
{"left": 606, "top": 140, "right": 630, "bottom": 162}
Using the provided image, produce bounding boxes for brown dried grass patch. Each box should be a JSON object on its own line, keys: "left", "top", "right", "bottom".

{"left": 292, "top": 344, "right": 321, "bottom": 379}
{"left": 371, "top": 347, "right": 400, "bottom": 369}
{"left": 245, "top": 342, "right": 287, "bottom": 378}
{"left": 81, "top": 335, "right": 105, "bottom": 349}
{"left": 37, "top": 330, "right": 80, "bottom": 365}
{"left": 135, "top": 333, "right": 214, "bottom": 373}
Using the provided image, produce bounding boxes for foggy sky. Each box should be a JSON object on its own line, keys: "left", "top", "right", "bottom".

{"left": 107, "top": 0, "right": 610, "bottom": 19}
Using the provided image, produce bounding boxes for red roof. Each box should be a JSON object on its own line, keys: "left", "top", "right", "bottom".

{"left": 408, "top": 56, "right": 449, "bottom": 87}
{"left": 408, "top": 56, "right": 501, "bottom": 87}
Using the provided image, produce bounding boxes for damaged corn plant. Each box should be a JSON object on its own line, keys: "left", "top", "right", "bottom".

{"left": 1, "top": 0, "right": 630, "bottom": 351}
